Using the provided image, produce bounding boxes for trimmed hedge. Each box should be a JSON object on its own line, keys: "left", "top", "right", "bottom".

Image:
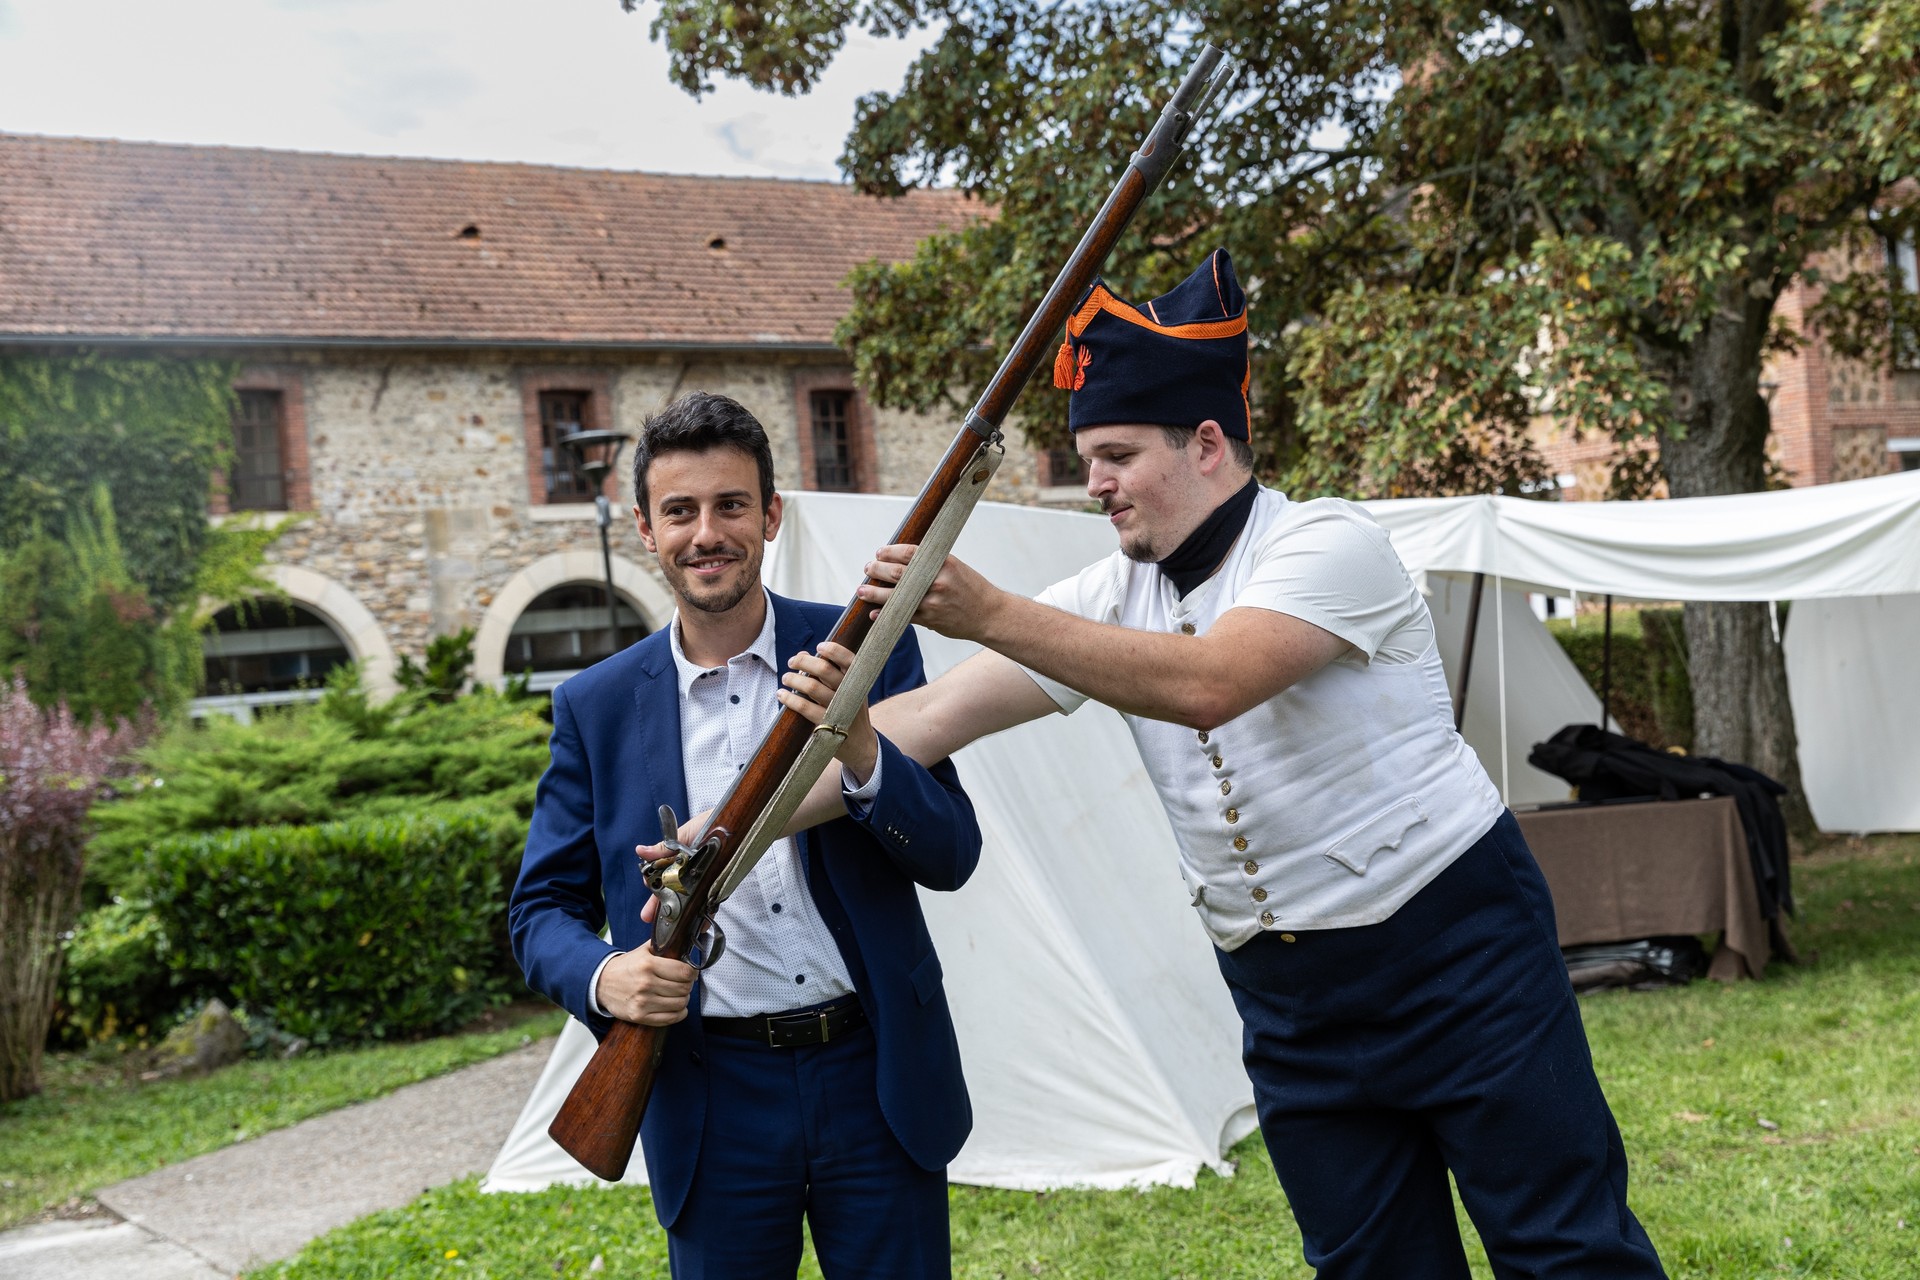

{"left": 1547, "top": 606, "right": 1694, "bottom": 752}
{"left": 141, "top": 810, "right": 523, "bottom": 1045}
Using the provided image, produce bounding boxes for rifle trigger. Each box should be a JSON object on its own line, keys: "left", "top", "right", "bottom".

{"left": 693, "top": 916, "right": 726, "bottom": 971}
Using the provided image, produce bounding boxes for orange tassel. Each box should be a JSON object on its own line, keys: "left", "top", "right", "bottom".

{"left": 1052, "top": 339, "right": 1076, "bottom": 390}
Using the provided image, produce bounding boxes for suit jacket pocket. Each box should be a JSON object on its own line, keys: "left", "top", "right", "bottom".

{"left": 1322, "top": 796, "right": 1427, "bottom": 876}
{"left": 910, "top": 950, "right": 945, "bottom": 1006}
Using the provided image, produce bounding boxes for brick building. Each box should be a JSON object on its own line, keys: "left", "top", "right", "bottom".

{"left": 1535, "top": 247, "right": 1920, "bottom": 499}
{"left": 0, "top": 133, "right": 1047, "bottom": 713}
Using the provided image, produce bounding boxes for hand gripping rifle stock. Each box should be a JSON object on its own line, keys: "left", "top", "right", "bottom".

{"left": 546, "top": 43, "right": 1235, "bottom": 1183}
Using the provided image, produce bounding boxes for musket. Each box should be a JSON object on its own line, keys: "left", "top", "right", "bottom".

{"left": 547, "top": 42, "right": 1237, "bottom": 1182}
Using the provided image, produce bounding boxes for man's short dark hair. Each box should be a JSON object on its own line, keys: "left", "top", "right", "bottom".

{"left": 1160, "top": 424, "right": 1255, "bottom": 472}
{"left": 633, "top": 392, "right": 777, "bottom": 519}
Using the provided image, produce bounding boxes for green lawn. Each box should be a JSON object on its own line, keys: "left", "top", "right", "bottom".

{"left": 0, "top": 1004, "right": 565, "bottom": 1228}
{"left": 250, "top": 835, "right": 1920, "bottom": 1279}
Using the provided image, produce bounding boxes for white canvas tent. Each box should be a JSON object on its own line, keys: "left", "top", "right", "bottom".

{"left": 488, "top": 470, "right": 1920, "bottom": 1196}
{"left": 1364, "top": 469, "right": 1920, "bottom": 831}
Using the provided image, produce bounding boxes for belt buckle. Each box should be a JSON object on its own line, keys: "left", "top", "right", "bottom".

{"left": 765, "top": 1007, "right": 828, "bottom": 1049}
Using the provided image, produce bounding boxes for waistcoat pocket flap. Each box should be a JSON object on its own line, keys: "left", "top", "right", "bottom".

{"left": 1323, "top": 796, "right": 1427, "bottom": 876}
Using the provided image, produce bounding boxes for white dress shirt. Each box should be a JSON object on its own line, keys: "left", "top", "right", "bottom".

{"left": 589, "top": 590, "right": 877, "bottom": 1018}
{"left": 1025, "top": 487, "right": 1505, "bottom": 947}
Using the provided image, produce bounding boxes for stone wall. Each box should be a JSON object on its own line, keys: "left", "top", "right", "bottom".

{"left": 241, "top": 346, "right": 1010, "bottom": 671}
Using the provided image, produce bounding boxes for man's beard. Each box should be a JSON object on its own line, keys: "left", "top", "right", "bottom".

{"left": 664, "top": 539, "right": 763, "bottom": 615}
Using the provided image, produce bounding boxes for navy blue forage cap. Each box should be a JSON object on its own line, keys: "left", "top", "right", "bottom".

{"left": 1053, "top": 247, "right": 1250, "bottom": 439}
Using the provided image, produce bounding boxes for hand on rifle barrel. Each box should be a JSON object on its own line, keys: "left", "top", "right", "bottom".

{"left": 777, "top": 641, "right": 879, "bottom": 787}
{"left": 856, "top": 545, "right": 1003, "bottom": 643}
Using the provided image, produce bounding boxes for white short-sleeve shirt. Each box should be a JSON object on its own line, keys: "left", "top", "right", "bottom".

{"left": 1026, "top": 487, "right": 1504, "bottom": 949}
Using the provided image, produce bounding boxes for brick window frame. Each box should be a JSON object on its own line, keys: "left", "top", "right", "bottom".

{"left": 518, "top": 368, "right": 615, "bottom": 505}
{"left": 211, "top": 370, "right": 310, "bottom": 515}
{"left": 790, "top": 369, "right": 878, "bottom": 493}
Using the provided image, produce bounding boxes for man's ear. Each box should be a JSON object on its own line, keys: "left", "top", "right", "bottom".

{"left": 634, "top": 504, "right": 658, "bottom": 555}
{"left": 1193, "top": 419, "right": 1229, "bottom": 476}
{"left": 762, "top": 491, "right": 784, "bottom": 543}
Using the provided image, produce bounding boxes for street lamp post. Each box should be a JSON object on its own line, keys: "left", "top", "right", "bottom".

{"left": 561, "top": 428, "right": 634, "bottom": 660}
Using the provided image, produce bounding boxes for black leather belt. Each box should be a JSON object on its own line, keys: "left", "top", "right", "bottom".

{"left": 703, "top": 999, "right": 868, "bottom": 1048}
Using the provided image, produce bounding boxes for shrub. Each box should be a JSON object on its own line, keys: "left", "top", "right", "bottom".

{"left": 52, "top": 898, "right": 184, "bottom": 1047}
{"left": 141, "top": 810, "right": 524, "bottom": 1045}
{"left": 87, "top": 670, "right": 547, "bottom": 896}
{"left": 0, "top": 677, "right": 141, "bottom": 1099}
{"left": 1547, "top": 606, "right": 1694, "bottom": 753}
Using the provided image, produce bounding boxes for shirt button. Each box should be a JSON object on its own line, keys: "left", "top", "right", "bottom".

{"left": 1211, "top": 754, "right": 1223, "bottom": 769}
{"left": 1180, "top": 622, "right": 1196, "bottom": 635}
{"left": 729, "top": 694, "right": 740, "bottom": 704}
{"left": 1220, "top": 780, "right": 1231, "bottom": 796}
{"left": 1226, "top": 807, "right": 1239, "bottom": 823}
{"left": 795, "top": 974, "right": 806, "bottom": 984}
{"left": 1243, "top": 859, "right": 1259, "bottom": 875}
{"left": 1233, "top": 836, "right": 1248, "bottom": 852}
{"left": 1251, "top": 887, "right": 1268, "bottom": 902}
{"left": 1197, "top": 730, "right": 1209, "bottom": 745}
{"left": 771, "top": 903, "right": 782, "bottom": 913}
{"left": 1260, "top": 911, "right": 1275, "bottom": 927}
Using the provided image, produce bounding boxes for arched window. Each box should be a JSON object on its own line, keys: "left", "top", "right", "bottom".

{"left": 506, "top": 583, "right": 650, "bottom": 690}
{"left": 196, "top": 601, "right": 353, "bottom": 721}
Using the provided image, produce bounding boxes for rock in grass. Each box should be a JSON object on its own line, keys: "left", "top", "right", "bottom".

{"left": 145, "top": 998, "right": 247, "bottom": 1079}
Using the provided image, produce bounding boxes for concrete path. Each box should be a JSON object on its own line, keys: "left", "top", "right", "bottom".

{"left": 0, "top": 1037, "right": 555, "bottom": 1279}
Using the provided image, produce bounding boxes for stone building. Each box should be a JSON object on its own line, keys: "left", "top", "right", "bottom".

{"left": 0, "top": 133, "right": 1048, "bottom": 714}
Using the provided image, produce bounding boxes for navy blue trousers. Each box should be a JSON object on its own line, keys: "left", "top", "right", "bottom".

{"left": 1215, "top": 811, "right": 1667, "bottom": 1279}
{"left": 666, "top": 1020, "right": 949, "bottom": 1279}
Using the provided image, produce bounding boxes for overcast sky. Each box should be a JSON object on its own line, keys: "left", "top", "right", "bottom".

{"left": 0, "top": 0, "right": 932, "bottom": 179}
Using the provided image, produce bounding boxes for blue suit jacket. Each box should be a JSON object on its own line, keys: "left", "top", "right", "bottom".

{"left": 509, "top": 592, "right": 981, "bottom": 1227}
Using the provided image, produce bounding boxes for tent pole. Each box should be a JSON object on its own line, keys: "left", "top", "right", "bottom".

{"left": 1496, "top": 573, "right": 1510, "bottom": 804}
{"left": 1454, "top": 571, "right": 1486, "bottom": 730}
{"left": 1601, "top": 594, "right": 1614, "bottom": 731}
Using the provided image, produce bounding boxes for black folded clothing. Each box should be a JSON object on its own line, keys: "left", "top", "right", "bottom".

{"left": 1562, "top": 935, "right": 1709, "bottom": 993}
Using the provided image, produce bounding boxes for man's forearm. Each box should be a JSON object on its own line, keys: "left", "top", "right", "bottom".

{"left": 976, "top": 592, "right": 1226, "bottom": 728}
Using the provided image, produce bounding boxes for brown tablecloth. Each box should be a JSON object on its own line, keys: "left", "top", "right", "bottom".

{"left": 1515, "top": 796, "right": 1778, "bottom": 981}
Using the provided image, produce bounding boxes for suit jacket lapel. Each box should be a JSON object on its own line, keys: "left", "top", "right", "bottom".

{"left": 631, "top": 626, "right": 689, "bottom": 825}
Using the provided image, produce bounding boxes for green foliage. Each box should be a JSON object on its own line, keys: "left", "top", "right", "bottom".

{"left": 52, "top": 899, "right": 179, "bottom": 1048}
{"left": 641, "top": 1, "right": 1920, "bottom": 499}
{"left": 87, "top": 671, "right": 549, "bottom": 896}
{"left": 0, "top": 1006, "right": 565, "bottom": 1228}
{"left": 141, "top": 810, "right": 523, "bottom": 1045}
{"left": 0, "top": 488, "right": 202, "bottom": 722}
{"left": 1548, "top": 607, "right": 1695, "bottom": 752}
{"left": 396, "top": 627, "right": 477, "bottom": 702}
{"left": 0, "top": 352, "right": 238, "bottom": 607}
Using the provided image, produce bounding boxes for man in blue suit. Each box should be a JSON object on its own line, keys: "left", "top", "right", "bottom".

{"left": 510, "top": 391, "right": 981, "bottom": 1279}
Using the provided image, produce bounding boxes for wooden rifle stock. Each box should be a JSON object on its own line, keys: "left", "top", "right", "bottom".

{"left": 548, "top": 42, "right": 1233, "bottom": 1183}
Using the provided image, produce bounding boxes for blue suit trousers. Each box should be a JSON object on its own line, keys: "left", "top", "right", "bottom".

{"left": 666, "top": 1018, "right": 949, "bottom": 1279}
{"left": 1215, "top": 811, "right": 1667, "bottom": 1279}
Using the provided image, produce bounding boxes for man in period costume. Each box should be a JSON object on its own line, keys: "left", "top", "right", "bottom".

{"left": 781, "top": 251, "right": 1667, "bottom": 1279}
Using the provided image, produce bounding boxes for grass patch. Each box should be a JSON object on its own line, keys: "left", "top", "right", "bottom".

{"left": 0, "top": 1003, "right": 565, "bottom": 1228}
{"left": 231, "top": 839, "right": 1920, "bottom": 1275}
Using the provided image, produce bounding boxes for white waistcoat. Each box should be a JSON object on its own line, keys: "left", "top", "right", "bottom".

{"left": 1029, "top": 489, "right": 1505, "bottom": 949}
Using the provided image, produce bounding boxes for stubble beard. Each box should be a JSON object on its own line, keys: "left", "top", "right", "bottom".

{"left": 665, "top": 539, "right": 764, "bottom": 615}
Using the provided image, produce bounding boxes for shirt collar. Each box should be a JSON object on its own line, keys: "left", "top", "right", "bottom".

{"left": 668, "top": 587, "right": 780, "bottom": 698}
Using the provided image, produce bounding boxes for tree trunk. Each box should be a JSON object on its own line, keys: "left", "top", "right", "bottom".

{"left": 1654, "top": 294, "right": 1817, "bottom": 840}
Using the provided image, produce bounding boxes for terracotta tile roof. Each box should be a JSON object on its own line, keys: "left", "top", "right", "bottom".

{"left": 0, "top": 133, "right": 978, "bottom": 348}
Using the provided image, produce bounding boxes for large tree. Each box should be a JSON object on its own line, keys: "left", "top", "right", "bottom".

{"left": 632, "top": 0, "right": 1920, "bottom": 832}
